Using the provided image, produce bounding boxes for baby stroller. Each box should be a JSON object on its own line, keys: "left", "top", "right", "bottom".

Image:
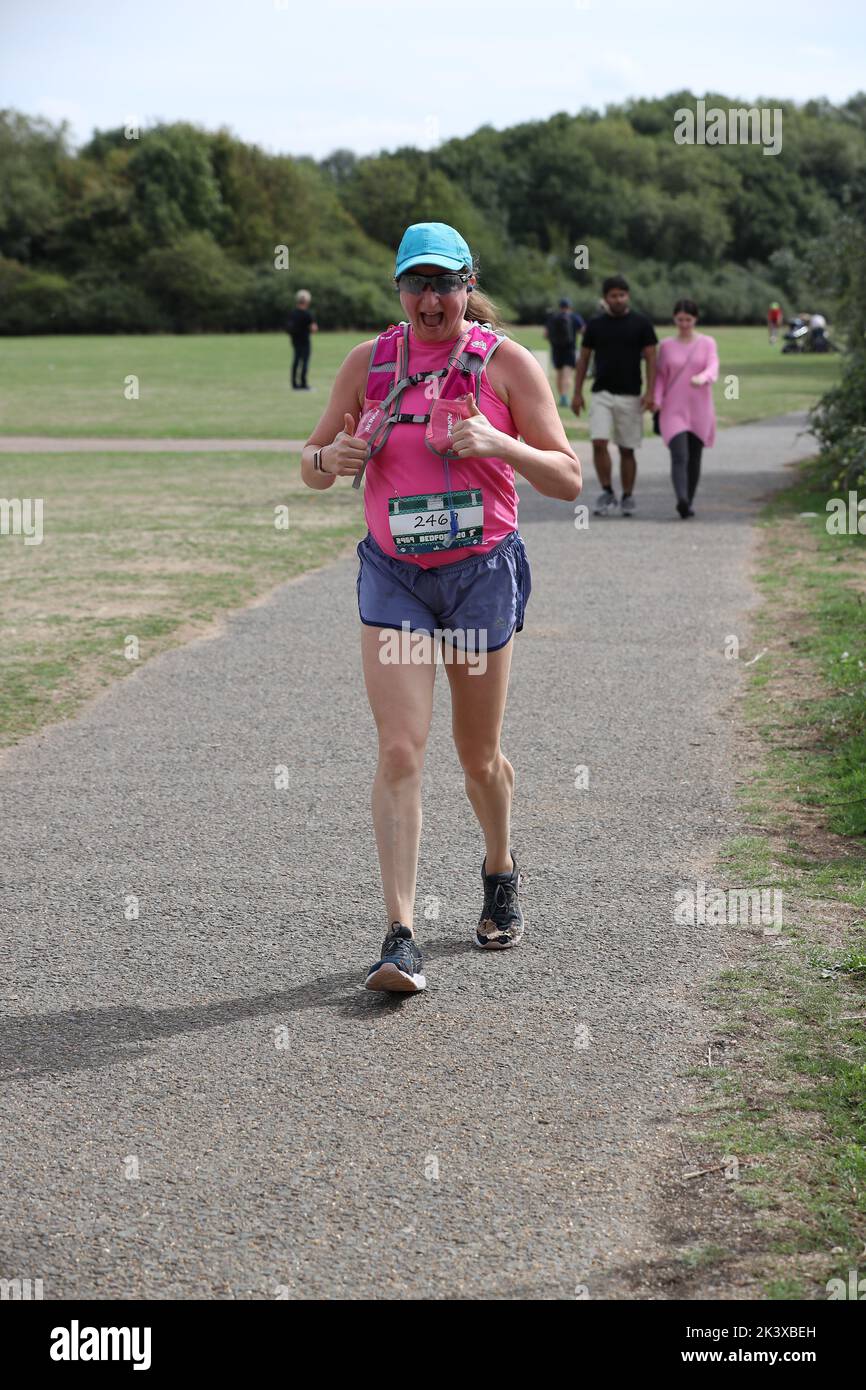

{"left": 808, "top": 323, "right": 835, "bottom": 353}
{"left": 782, "top": 317, "right": 809, "bottom": 353}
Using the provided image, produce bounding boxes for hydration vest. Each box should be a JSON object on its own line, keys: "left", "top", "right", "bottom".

{"left": 351, "top": 319, "right": 508, "bottom": 492}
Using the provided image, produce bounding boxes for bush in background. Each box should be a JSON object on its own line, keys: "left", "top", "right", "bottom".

{"left": 810, "top": 174, "right": 866, "bottom": 491}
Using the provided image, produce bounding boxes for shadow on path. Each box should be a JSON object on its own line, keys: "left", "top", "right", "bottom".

{"left": 1, "top": 939, "right": 475, "bottom": 1082}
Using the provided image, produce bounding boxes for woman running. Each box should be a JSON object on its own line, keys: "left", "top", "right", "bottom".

{"left": 654, "top": 298, "right": 719, "bottom": 518}
{"left": 301, "top": 222, "right": 581, "bottom": 993}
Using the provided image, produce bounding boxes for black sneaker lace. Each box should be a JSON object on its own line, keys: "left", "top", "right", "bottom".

{"left": 383, "top": 928, "right": 413, "bottom": 965}
{"left": 483, "top": 879, "right": 518, "bottom": 927}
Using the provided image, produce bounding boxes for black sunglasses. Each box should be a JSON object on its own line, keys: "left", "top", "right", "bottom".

{"left": 396, "top": 271, "right": 471, "bottom": 296}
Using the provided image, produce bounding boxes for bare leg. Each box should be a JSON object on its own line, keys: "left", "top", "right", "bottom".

{"left": 592, "top": 439, "right": 613, "bottom": 489}
{"left": 444, "top": 639, "right": 515, "bottom": 874}
{"left": 360, "top": 624, "right": 437, "bottom": 933}
{"left": 619, "top": 446, "right": 637, "bottom": 495}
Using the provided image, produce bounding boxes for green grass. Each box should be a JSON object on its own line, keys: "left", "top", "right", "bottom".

{"left": 0, "top": 327, "right": 841, "bottom": 440}
{"left": 690, "top": 462, "right": 866, "bottom": 1296}
{"left": 0, "top": 450, "right": 363, "bottom": 746}
{"left": 757, "top": 467, "right": 866, "bottom": 838}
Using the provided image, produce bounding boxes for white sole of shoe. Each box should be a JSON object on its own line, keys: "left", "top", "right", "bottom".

{"left": 474, "top": 923, "right": 526, "bottom": 950}
{"left": 365, "top": 962, "right": 426, "bottom": 992}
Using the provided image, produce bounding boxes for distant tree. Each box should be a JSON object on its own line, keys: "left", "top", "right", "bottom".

{"left": 126, "top": 124, "right": 227, "bottom": 245}
{"left": 140, "top": 231, "right": 251, "bottom": 330}
{"left": 2, "top": 94, "right": 865, "bottom": 333}
{"left": 320, "top": 148, "right": 357, "bottom": 186}
{"left": 842, "top": 91, "right": 866, "bottom": 130}
{"left": 0, "top": 110, "right": 69, "bottom": 262}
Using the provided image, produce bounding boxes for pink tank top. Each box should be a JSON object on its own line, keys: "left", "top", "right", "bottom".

{"left": 363, "top": 324, "right": 520, "bottom": 569}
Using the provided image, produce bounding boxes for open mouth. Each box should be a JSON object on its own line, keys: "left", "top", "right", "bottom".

{"left": 421, "top": 311, "right": 445, "bottom": 328}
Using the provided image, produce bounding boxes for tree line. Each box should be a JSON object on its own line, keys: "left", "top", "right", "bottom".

{"left": 1, "top": 91, "right": 865, "bottom": 334}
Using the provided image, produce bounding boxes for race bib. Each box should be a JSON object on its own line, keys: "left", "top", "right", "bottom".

{"left": 388, "top": 489, "right": 484, "bottom": 554}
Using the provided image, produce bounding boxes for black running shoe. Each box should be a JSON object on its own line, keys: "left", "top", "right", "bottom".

{"left": 475, "top": 853, "right": 525, "bottom": 949}
{"left": 365, "top": 923, "right": 426, "bottom": 992}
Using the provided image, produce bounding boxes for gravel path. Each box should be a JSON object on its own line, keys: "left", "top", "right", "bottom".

{"left": 1, "top": 413, "right": 815, "bottom": 1299}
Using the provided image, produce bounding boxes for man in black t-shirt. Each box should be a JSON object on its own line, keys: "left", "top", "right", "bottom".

{"left": 572, "top": 276, "right": 657, "bottom": 517}
{"left": 286, "top": 289, "right": 318, "bottom": 390}
{"left": 543, "top": 297, "right": 586, "bottom": 406}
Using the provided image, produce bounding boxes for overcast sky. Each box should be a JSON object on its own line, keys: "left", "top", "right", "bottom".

{"left": 2, "top": 0, "right": 861, "bottom": 159}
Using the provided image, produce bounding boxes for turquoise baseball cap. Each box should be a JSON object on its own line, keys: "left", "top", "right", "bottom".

{"left": 395, "top": 222, "right": 472, "bottom": 278}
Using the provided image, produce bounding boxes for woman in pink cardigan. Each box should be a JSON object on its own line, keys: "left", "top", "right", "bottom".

{"left": 654, "top": 299, "right": 719, "bottom": 518}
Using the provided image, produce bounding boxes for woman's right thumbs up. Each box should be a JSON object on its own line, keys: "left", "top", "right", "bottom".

{"left": 322, "top": 411, "right": 368, "bottom": 475}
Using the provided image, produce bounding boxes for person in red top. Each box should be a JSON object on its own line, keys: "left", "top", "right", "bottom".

{"left": 767, "top": 301, "right": 783, "bottom": 345}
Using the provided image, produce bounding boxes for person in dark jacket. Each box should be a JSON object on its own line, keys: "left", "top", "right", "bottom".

{"left": 543, "top": 297, "right": 585, "bottom": 406}
{"left": 287, "top": 289, "right": 318, "bottom": 390}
